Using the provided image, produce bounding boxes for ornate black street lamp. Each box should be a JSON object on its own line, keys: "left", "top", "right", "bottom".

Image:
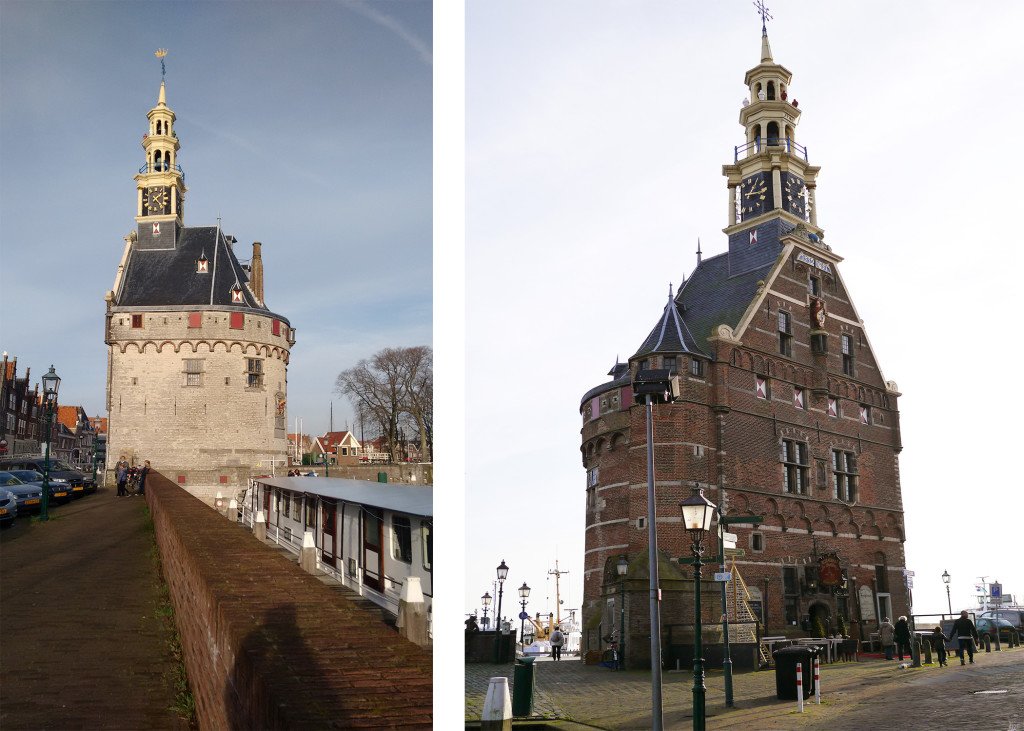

{"left": 494, "top": 560, "right": 509, "bottom": 662}
{"left": 481, "top": 592, "right": 492, "bottom": 630}
{"left": 942, "top": 570, "right": 952, "bottom": 615}
{"left": 39, "top": 366, "right": 61, "bottom": 522}
{"left": 518, "top": 582, "right": 531, "bottom": 653}
{"left": 616, "top": 555, "right": 629, "bottom": 669}
{"left": 681, "top": 488, "right": 716, "bottom": 731}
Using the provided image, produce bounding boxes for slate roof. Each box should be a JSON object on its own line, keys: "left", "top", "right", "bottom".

{"left": 115, "top": 226, "right": 288, "bottom": 322}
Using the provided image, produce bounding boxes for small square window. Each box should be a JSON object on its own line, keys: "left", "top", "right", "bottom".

{"left": 188, "top": 312, "right": 202, "bottom": 329}
{"left": 131, "top": 314, "right": 143, "bottom": 329}
{"left": 828, "top": 397, "right": 839, "bottom": 418}
{"left": 751, "top": 532, "right": 764, "bottom": 552}
{"left": 272, "top": 320, "right": 281, "bottom": 336}
{"left": 756, "top": 376, "right": 770, "bottom": 400}
{"left": 691, "top": 359, "right": 704, "bottom": 377}
{"left": 663, "top": 356, "right": 677, "bottom": 373}
{"left": 809, "top": 276, "right": 820, "bottom": 296}
{"left": 860, "top": 405, "right": 870, "bottom": 424}
{"left": 793, "top": 387, "right": 805, "bottom": 410}
{"left": 230, "top": 312, "right": 244, "bottom": 330}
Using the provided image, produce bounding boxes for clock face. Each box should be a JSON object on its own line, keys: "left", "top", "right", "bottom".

{"left": 783, "top": 172, "right": 806, "bottom": 218}
{"left": 740, "top": 172, "right": 772, "bottom": 220}
{"left": 143, "top": 186, "right": 169, "bottom": 215}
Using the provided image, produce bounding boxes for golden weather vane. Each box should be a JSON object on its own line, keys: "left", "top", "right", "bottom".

{"left": 155, "top": 48, "right": 168, "bottom": 79}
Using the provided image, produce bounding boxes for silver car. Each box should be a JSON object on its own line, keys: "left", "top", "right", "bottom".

{"left": 0, "top": 489, "right": 17, "bottom": 526}
{"left": 0, "top": 472, "right": 44, "bottom": 512}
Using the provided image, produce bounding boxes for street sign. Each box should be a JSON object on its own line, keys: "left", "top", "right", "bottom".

{"left": 903, "top": 569, "right": 915, "bottom": 577}
{"left": 714, "top": 572, "right": 732, "bottom": 582}
{"left": 722, "top": 515, "right": 764, "bottom": 524}
{"left": 723, "top": 539, "right": 737, "bottom": 550}
{"left": 724, "top": 548, "right": 746, "bottom": 557}
{"left": 518, "top": 611, "right": 529, "bottom": 620}
{"left": 721, "top": 531, "right": 738, "bottom": 543}
{"left": 991, "top": 582, "right": 1002, "bottom": 599}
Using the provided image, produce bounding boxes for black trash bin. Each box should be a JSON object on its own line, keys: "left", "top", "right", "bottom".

{"left": 773, "top": 645, "right": 819, "bottom": 700}
{"left": 511, "top": 656, "right": 536, "bottom": 717}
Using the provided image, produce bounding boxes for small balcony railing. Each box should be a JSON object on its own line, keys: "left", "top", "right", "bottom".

{"left": 138, "top": 162, "right": 185, "bottom": 178}
{"left": 734, "top": 136, "right": 808, "bottom": 162}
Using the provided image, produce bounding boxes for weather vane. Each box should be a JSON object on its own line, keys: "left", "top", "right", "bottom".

{"left": 155, "top": 48, "right": 168, "bottom": 79}
{"left": 753, "top": 0, "right": 773, "bottom": 33}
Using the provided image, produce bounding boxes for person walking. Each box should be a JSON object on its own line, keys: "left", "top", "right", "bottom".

{"left": 931, "top": 626, "right": 949, "bottom": 667}
{"left": 550, "top": 627, "right": 565, "bottom": 661}
{"left": 115, "top": 457, "right": 129, "bottom": 497}
{"left": 950, "top": 610, "right": 979, "bottom": 665}
{"left": 138, "top": 460, "right": 150, "bottom": 496}
{"left": 894, "top": 615, "right": 912, "bottom": 661}
{"left": 879, "top": 617, "right": 896, "bottom": 660}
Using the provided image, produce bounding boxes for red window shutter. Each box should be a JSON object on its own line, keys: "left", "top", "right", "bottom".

{"left": 188, "top": 312, "right": 202, "bottom": 328}
{"left": 230, "top": 312, "right": 244, "bottom": 330}
{"left": 131, "top": 314, "right": 143, "bottom": 329}
{"left": 272, "top": 320, "right": 281, "bottom": 336}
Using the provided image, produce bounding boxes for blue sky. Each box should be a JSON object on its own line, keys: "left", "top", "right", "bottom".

{"left": 0, "top": 0, "right": 432, "bottom": 439}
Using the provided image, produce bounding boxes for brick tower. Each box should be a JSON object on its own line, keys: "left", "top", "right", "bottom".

{"left": 580, "top": 26, "right": 908, "bottom": 668}
{"left": 104, "top": 56, "right": 295, "bottom": 499}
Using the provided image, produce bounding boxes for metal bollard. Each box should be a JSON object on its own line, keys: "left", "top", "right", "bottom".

{"left": 814, "top": 656, "right": 820, "bottom": 705}
{"left": 796, "top": 662, "right": 804, "bottom": 713}
{"left": 911, "top": 636, "right": 921, "bottom": 667}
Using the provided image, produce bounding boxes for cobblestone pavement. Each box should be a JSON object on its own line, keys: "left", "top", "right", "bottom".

{"left": 467, "top": 647, "right": 1024, "bottom": 729}
{"left": 0, "top": 488, "right": 190, "bottom": 729}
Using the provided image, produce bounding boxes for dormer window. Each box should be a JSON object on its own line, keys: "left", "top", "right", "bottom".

{"left": 230, "top": 286, "right": 244, "bottom": 303}
{"left": 197, "top": 254, "right": 209, "bottom": 273}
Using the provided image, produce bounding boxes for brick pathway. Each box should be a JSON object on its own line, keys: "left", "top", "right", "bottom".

{"left": 467, "top": 647, "right": 1024, "bottom": 729}
{"left": 0, "top": 488, "right": 190, "bottom": 730}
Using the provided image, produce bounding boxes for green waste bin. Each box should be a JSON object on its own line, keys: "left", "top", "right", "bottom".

{"left": 511, "top": 656, "right": 536, "bottom": 717}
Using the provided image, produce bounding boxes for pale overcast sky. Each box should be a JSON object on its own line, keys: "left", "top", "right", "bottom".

{"left": 0, "top": 0, "right": 432, "bottom": 439}
{"left": 465, "top": 1, "right": 1024, "bottom": 628}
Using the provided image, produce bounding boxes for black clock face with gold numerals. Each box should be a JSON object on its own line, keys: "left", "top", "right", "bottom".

{"left": 143, "top": 186, "right": 170, "bottom": 215}
{"left": 740, "top": 172, "right": 772, "bottom": 220}
{"left": 783, "top": 172, "right": 806, "bottom": 218}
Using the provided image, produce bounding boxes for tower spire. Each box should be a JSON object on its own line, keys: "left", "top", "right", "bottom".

{"left": 753, "top": 0, "right": 774, "bottom": 61}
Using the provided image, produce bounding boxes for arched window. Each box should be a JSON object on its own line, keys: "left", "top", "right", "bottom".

{"left": 767, "top": 81, "right": 776, "bottom": 100}
{"left": 156, "top": 120, "right": 162, "bottom": 135}
{"left": 767, "top": 122, "right": 780, "bottom": 146}
{"left": 154, "top": 150, "right": 163, "bottom": 171}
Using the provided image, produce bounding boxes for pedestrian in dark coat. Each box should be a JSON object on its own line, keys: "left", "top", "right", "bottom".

{"left": 550, "top": 628, "right": 565, "bottom": 661}
{"left": 115, "top": 457, "right": 129, "bottom": 497}
{"left": 894, "top": 616, "right": 912, "bottom": 661}
{"left": 950, "top": 610, "right": 979, "bottom": 665}
{"left": 879, "top": 618, "right": 896, "bottom": 660}
{"left": 931, "top": 626, "right": 949, "bottom": 666}
{"left": 138, "top": 460, "right": 150, "bottom": 496}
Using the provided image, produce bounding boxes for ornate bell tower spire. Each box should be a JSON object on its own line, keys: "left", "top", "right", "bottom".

{"left": 722, "top": 7, "right": 821, "bottom": 236}
{"left": 134, "top": 49, "right": 187, "bottom": 249}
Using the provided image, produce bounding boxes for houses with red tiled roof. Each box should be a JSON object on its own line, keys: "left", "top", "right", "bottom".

{"left": 286, "top": 432, "right": 314, "bottom": 466}
{"left": 89, "top": 416, "right": 108, "bottom": 434}
{"left": 316, "top": 430, "right": 362, "bottom": 466}
{"left": 56, "top": 405, "right": 97, "bottom": 470}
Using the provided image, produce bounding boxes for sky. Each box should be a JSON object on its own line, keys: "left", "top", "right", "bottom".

{"left": 0, "top": 0, "right": 432, "bottom": 440}
{"left": 465, "top": 1, "right": 1024, "bottom": 628}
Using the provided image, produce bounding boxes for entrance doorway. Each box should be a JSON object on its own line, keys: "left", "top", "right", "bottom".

{"left": 809, "top": 602, "right": 832, "bottom": 636}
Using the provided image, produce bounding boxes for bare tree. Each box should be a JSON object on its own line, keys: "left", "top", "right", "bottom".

{"left": 335, "top": 346, "right": 432, "bottom": 463}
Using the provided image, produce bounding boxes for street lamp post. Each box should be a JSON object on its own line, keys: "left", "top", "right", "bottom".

{"left": 518, "top": 582, "right": 531, "bottom": 654}
{"left": 481, "top": 592, "right": 492, "bottom": 630}
{"left": 616, "top": 555, "right": 629, "bottom": 670}
{"left": 942, "top": 570, "right": 952, "bottom": 615}
{"left": 632, "top": 367, "right": 678, "bottom": 731}
{"left": 680, "top": 488, "right": 716, "bottom": 731}
{"left": 494, "top": 560, "right": 509, "bottom": 662}
{"left": 39, "top": 366, "right": 61, "bottom": 522}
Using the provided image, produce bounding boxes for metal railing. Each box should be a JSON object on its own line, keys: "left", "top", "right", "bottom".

{"left": 734, "top": 137, "right": 808, "bottom": 162}
{"left": 138, "top": 162, "right": 185, "bottom": 178}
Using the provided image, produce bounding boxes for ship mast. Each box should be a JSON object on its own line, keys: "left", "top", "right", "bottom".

{"left": 549, "top": 560, "right": 569, "bottom": 627}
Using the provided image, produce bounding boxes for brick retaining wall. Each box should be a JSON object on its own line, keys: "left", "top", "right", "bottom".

{"left": 146, "top": 472, "right": 432, "bottom": 729}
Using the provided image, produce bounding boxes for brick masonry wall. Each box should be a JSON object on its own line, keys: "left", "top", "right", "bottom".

{"left": 146, "top": 472, "right": 432, "bottom": 729}
{"left": 106, "top": 307, "right": 289, "bottom": 487}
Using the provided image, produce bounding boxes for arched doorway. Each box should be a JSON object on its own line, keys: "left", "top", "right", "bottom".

{"left": 809, "top": 601, "right": 831, "bottom": 637}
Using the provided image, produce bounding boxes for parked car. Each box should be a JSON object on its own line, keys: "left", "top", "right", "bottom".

{"left": 0, "top": 457, "right": 91, "bottom": 497}
{"left": 1, "top": 469, "right": 72, "bottom": 505}
{"left": 976, "top": 616, "right": 1018, "bottom": 645}
{"left": 979, "top": 609, "right": 1024, "bottom": 633}
{"left": 0, "top": 472, "right": 44, "bottom": 512}
{"left": 0, "top": 489, "right": 18, "bottom": 526}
